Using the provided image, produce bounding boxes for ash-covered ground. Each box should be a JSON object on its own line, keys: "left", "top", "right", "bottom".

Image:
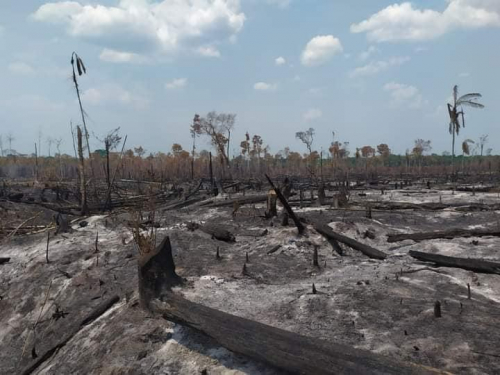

{"left": 1, "top": 188, "right": 500, "bottom": 374}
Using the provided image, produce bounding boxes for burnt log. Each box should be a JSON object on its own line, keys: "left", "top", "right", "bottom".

{"left": 0, "top": 257, "right": 10, "bottom": 265}
{"left": 153, "top": 292, "right": 441, "bottom": 375}
{"left": 265, "top": 174, "right": 305, "bottom": 235}
{"left": 200, "top": 224, "right": 236, "bottom": 242}
{"left": 388, "top": 228, "right": 500, "bottom": 243}
{"left": 21, "top": 295, "right": 120, "bottom": 375}
{"left": 207, "top": 194, "right": 268, "bottom": 208}
{"left": 142, "top": 245, "right": 440, "bottom": 375}
{"left": 409, "top": 251, "right": 500, "bottom": 275}
{"left": 314, "top": 224, "right": 387, "bottom": 260}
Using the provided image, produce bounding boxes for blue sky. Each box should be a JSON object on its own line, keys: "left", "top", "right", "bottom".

{"left": 0, "top": 0, "right": 499, "bottom": 156}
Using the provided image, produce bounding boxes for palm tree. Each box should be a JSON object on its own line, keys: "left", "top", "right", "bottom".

{"left": 447, "top": 85, "right": 484, "bottom": 173}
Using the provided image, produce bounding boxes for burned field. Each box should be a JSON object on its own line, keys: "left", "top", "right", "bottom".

{"left": 1, "top": 179, "right": 500, "bottom": 375}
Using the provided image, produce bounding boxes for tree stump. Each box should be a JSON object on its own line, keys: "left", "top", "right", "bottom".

{"left": 138, "top": 236, "right": 183, "bottom": 310}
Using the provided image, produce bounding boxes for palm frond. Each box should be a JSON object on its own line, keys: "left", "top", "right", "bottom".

{"left": 457, "top": 100, "right": 485, "bottom": 109}
{"left": 458, "top": 93, "right": 481, "bottom": 101}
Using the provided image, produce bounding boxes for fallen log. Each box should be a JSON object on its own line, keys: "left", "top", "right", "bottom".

{"left": 21, "top": 295, "right": 120, "bottom": 375}
{"left": 163, "top": 196, "right": 208, "bottom": 211}
{"left": 206, "top": 194, "right": 268, "bottom": 208}
{"left": 140, "top": 238, "right": 442, "bottom": 375}
{"left": 408, "top": 251, "right": 500, "bottom": 275}
{"left": 154, "top": 293, "right": 441, "bottom": 375}
{"left": 387, "top": 228, "right": 500, "bottom": 243}
{"left": 266, "top": 244, "right": 281, "bottom": 255}
{"left": 314, "top": 224, "right": 387, "bottom": 260}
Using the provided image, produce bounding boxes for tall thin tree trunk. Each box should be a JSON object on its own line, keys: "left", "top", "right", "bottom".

{"left": 451, "top": 127, "right": 456, "bottom": 175}
{"left": 209, "top": 152, "right": 214, "bottom": 192}
{"left": 77, "top": 126, "right": 88, "bottom": 215}
{"left": 34, "top": 143, "right": 38, "bottom": 182}
{"left": 105, "top": 141, "right": 111, "bottom": 190}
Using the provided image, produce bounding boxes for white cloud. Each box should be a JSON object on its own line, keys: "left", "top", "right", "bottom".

{"left": 275, "top": 56, "right": 286, "bottom": 66}
{"left": 303, "top": 108, "right": 322, "bottom": 121}
{"left": 0, "top": 95, "right": 64, "bottom": 112}
{"left": 414, "top": 46, "right": 428, "bottom": 53}
{"left": 81, "top": 84, "right": 148, "bottom": 109}
{"left": 196, "top": 45, "right": 221, "bottom": 58}
{"left": 33, "top": 1, "right": 245, "bottom": 58}
{"left": 459, "top": 72, "right": 471, "bottom": 77}
{"left": 165, "top": 78, "right": 187, "bottom": 90}
{"left": 293, "top": 75, "right": 301, "bottom": 81}
{"left": 301, "top": 35, "right": 343, "bottom": 67}
{"left": 358, "top": 46, "right": 378, "bottom": 61}
{"left": 266, "top": 0, "right": 291, "bottom": 8}
{"left": 384, "top": 82, "right": 424, "bottom": 108}
{"left": 254, "top": 82, "right": 277, "bottom": 91}
{"left": 351, "top": 0, "right": 500, "bottom": 43}
{"left": 8, "top": 62, "right": 35, "bottom": 75}
{"left": 307, "top": 88, "right": 322, "bottom": 95}
{"left": 349, "top": 56, "right": 410, "bottom": 78}
{"left": 99, "top": 48, "right": 147, "bottom": 63}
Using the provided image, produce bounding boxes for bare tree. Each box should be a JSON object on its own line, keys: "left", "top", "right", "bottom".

{"left": 38, "top": 127, "right": 43, "bottom": 156}
{"left": 412, "top": 139, "right": 431, "bottom": 169}
{"left": 100, "top": 128, "right": 122, "bottom": 189}
{"left": 448, "top": 85, "right": 484, "bottom": 172}
{"left": 190, "top": 115, "right": 201, "bottom": 179}
{"left": 6, "top": 133, "right": 14, "bottom": 154}
{"left": 194, "top": 111, "right": 236, "bottom": 168}
{"left": 77, "top": 126, "right": 88, "bottom": 215}
{"left": 46, "top": 137, "right": 54, "bottom": 157}
{"left": 295, "top": 128, "right": 315, "bottom": 155}
{"left": 479, "top": 134, "right": 488, "bottom": 157}
{"left": 55, "top": 138, "right": 63, "bottom": 179}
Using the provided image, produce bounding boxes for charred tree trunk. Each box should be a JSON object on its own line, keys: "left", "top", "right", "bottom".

{"left": 314, "top": 223, "right": 387, "bottom": 260}
{"left": 138, "top": 236, "right": 184, "bottom": 310}
{"left": 77, "top": 126, "right": 87, "bottom": 215}
{"left": 388, "top": 228, "right": 500, "bottom": 243}
{"left": 409, "top": 251, "right": 500, "bottom": 275}
{"left": 265, "top": 174, "right": 305, "bottom": 235}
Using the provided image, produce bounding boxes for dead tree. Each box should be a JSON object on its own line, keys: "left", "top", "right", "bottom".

{"left": 138, "top": 236, "right": 184, "bottom": 310}
{"left": 266, "top": 189, "right": 277, "bottom": 218}
{"left": 77, "top": 126, "right": 87, "bottom": 215}
{"left": 265, "top": 174, "right": 305, "bottom": 234}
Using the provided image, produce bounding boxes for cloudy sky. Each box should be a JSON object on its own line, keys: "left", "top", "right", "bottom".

{"left": 0, "top": 0, "right": 499, "bottom": 156}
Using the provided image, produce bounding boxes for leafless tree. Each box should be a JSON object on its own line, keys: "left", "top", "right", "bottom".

{"left": 6, "top": 133, "right": 14, "bottom": 154}
{"left": 479, "top": 134, "right": 488, "bottom": 157}
{"left": 46, "top": 137, "right": 54, "bottom": 157}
